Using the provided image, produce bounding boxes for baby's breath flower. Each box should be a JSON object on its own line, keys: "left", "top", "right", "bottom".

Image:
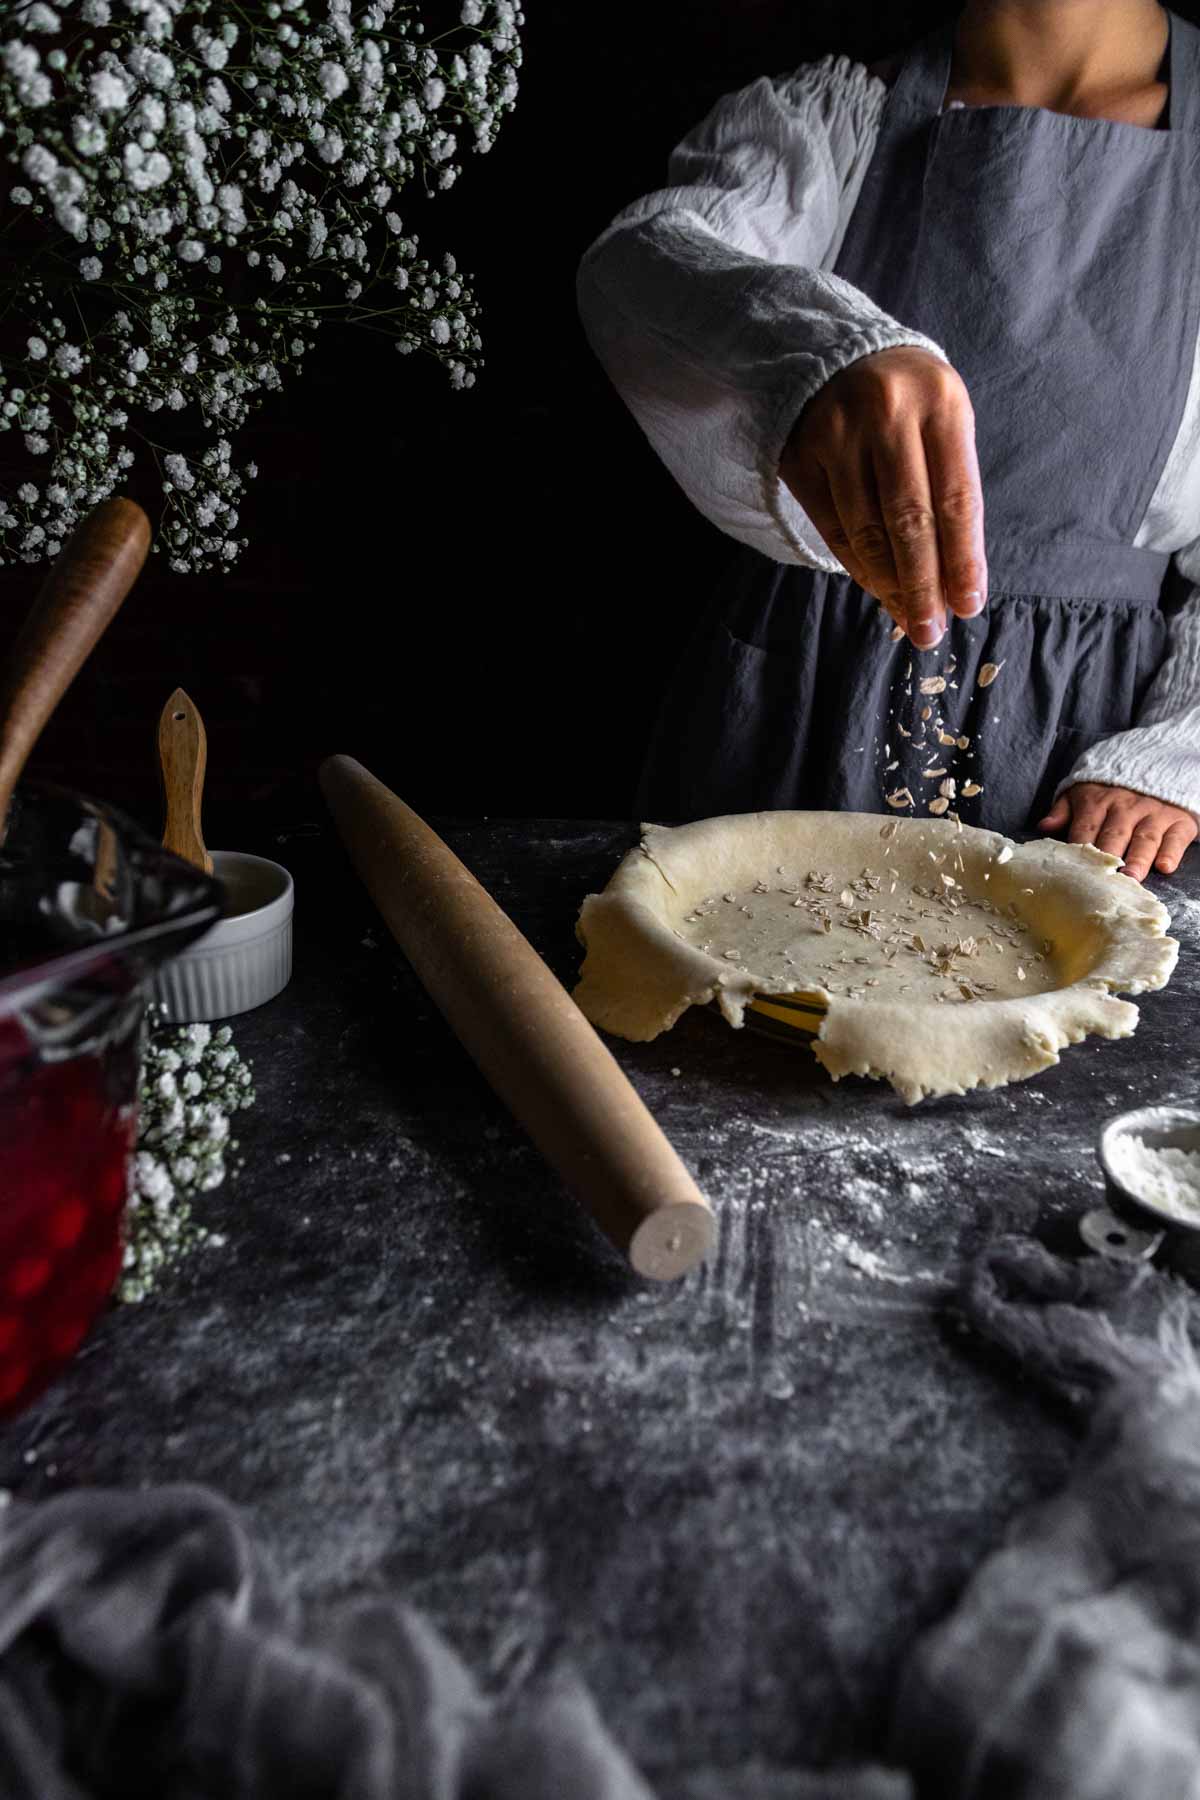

{"left": 318, "top": 60, "right": 348, "bottom": 99}
{"left": 120, "top": 1012, "right": 256, "bottom": 1303}
{"left": 88, "top": 70, "right": 129, "bottom": 112}
{"left": 1, "top": 0, "right": 521, "bottom": 569}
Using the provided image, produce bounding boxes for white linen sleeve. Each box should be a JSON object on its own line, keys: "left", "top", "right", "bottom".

{"left": 1054, "top": 545, "right": 1200, "bottom": 830}
{"left": 575, "top": 54, "right": 952, "bottom": 570}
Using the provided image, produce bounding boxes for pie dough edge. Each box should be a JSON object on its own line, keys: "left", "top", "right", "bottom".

{"left": 571, "top": 812, "right": 1179, "bottom": 1104}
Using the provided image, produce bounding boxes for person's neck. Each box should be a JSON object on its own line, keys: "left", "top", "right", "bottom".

{"left": 951, "top": 0, "right": 1169, "bottom": 112}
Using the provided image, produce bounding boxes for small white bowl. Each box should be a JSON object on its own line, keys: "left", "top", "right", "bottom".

{"left": 1098, "top": 1104, "right": 1200, "bottom": 1234}
{"left": 152, "top": 849, "right": 293, "bottom": 1022}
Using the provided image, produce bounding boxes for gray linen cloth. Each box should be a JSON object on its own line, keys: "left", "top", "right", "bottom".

{"left": 892, "top": 1235, "right": 1200, "bottom": 1799}
{"left": 0, "top": 1479, "right": 901, "bottom": 1799}
{"left": 2, "top": 1235, "right": 1197, "bottom": 1799}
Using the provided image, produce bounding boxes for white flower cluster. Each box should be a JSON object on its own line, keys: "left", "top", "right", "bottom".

{"left": 0, "top": 0, "right": 524, "bottom": 571}
{"left": 122, "top": 1016, "right": 256, "bottom": 1302}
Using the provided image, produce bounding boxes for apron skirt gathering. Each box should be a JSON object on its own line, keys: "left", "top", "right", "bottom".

{"left": 636, "top": 8, "right": 1200, "bottom": 836}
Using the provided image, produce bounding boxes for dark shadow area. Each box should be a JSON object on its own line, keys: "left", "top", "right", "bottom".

{"left": 0, "top": 3, "right": 976, "bottom": 833}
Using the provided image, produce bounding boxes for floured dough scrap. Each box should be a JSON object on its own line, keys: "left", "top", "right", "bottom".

{"left": 572, "top": 812, "right": 1179, "bottom": 1104}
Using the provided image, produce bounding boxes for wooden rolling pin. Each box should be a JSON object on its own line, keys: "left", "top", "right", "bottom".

{"left": 319, "top": 755, "right": 715, "bottom": 1281}
{"left": 0, "top": 496, "right": 151, "bottom": 834}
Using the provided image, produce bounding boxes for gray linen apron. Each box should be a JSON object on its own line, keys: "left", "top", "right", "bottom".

{"left": 635, "top": 6, "right": 1200, "bottom": 836}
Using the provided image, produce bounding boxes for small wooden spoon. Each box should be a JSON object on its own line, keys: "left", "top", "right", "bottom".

{"left": 158, "top": 687, "right": 213, "bottom": 874}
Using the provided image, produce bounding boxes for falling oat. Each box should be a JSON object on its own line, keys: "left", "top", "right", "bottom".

{"left": 939, "top": 778, "right": 956, "bottom": 799}
{"left": 928, "top": 797, "right": 950, "bottom": 815}
{"left": 978, "top": 661, "right": 1004, "bottom": 688}
{"left": 919, "top": 676, "right": 947, "bottom": 695}
{"left": 887, "top": 787, "right": 915, "bottom": 809}
{"left": 962, "top": 781, "right": 982, "bottom": 797}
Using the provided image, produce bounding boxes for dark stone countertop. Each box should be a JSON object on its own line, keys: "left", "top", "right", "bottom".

{"left": 3, "top": 815, "right": 1199, "bottom": 1792}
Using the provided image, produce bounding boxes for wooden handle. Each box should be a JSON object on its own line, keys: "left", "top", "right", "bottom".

{"left": 0, "top": 497, "right": 151, "bottom": 825}
{"left": 158, "top": 687, "right": 212, "bottom": 873}
{"left": 319, "top": 755, "right": 715, "bottom": 1281}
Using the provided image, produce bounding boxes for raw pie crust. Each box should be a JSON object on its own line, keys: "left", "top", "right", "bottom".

{"left": 572, "top": 812, "right": 1179, "bottom": 1104}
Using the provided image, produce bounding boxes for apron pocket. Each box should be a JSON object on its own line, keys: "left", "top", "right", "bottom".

{"left": 636, "top": 623, "right": 812, "bottom": 819}
{"left": 706, "top": 625, "right": 812, "bottom": 812}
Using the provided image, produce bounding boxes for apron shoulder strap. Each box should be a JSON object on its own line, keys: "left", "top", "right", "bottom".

{"left": 1165, "top": 9, "right": 1200, "bottom": 135}
{"left": 885, "top": 11, "right": 956, "bottom": 125}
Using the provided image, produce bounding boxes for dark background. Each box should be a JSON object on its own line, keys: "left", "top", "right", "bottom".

{"left": 2, "top": 0, "right": 1183, "bottom": 842}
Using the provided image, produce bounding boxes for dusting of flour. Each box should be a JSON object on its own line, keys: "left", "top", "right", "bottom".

{"left": 1108, "top": 1132, "right": 1200, "bottom": 1220}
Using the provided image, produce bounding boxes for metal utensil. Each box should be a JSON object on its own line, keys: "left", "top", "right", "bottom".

{"left": 1097, "top": 1103, "right": 1200, "bottom": 1235}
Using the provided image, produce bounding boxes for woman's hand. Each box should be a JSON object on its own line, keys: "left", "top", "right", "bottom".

{"left": 778, "top": 346, "right": 988, "bottom": 650}
{"left": 1038, "top": 783, "right": 1198, "bottom": 880}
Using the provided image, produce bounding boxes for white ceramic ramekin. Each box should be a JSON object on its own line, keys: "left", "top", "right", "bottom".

{"left": 152, "top": 849, "right": 293, "bottom": 1022}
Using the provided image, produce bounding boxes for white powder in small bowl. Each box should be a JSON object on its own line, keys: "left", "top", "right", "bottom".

{"left": 1107, "top": 1131, "right": 1200, "bottom": 1221}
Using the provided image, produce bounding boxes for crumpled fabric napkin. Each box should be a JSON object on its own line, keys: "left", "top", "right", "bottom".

{"left": 4, "top": 1234, "right": 1197, "bottom": 1800}
{"left": 0, "top": 1479, "right": 652, "bottom": 1800}
{"left": 891, "top": 1235, "right": 1200, "bottom": 1800}
{"left": 0, "top": 1480, "right": 901, "bottom": 1799}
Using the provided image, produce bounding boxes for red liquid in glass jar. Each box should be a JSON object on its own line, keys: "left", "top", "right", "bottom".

{"left": 0, "top": 1017, "right": 135, "bottom": 1415}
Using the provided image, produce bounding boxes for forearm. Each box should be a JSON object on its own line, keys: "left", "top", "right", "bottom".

{"left": 576, "top": 59, "right": 949, "bottom": 568}
{"left": 1054, "top": 593, "right": 1200, "bottom": 827}
{"left": 579, "top": 226, "right": 948, "bottom": 567}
